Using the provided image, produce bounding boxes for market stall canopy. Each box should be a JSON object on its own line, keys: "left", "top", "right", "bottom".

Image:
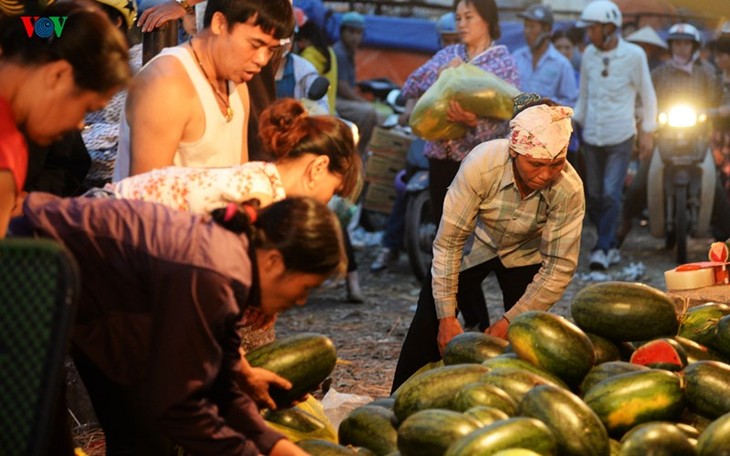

{"left": 664, "top": 0, "right": 730, "bottom": 19}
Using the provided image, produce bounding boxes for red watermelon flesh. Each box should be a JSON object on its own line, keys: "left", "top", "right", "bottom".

{"left": 708, "top": 241, "right": 730, "bottom": 262}
{"left": 630, "top": 339, "right": 688, "bottom": 371}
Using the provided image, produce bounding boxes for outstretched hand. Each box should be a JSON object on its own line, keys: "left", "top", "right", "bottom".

{"left": 484, "top": 317, "right": 509, "bottom": 340}
{"left": 138, "top": 1, "right": 187, "bottom": 32}
{"left": 437, "top": 316, "right": 464, "bottom": 355}
{"left": 238, "top": 363, "right": 292, "bottom": 410}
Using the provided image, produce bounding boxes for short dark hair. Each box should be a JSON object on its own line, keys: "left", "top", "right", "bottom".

{"left": 0, "top": 0, "right": 130, "bottom": 93}
{"left": 454, "top": 0, "right": 501, "bottom": 41}
{"left": 203, "top": 0, "right": 294, "bottom": 39}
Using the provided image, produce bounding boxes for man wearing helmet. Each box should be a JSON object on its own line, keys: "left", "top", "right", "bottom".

{"left": 513, "top": 4, "right": 577, "bottom": 107}
{"left": 620, "top": 23, "right": 730, "bottom": 243}
{"left": 436, "top": 12, "right": 461, "bottom": 47}
{"left": 573, "top": 0, "right": 657, "bottom": 270}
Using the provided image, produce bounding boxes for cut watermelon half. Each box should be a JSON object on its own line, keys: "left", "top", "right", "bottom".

{"left": 629, "top": 338, "right": 688, "bottom": 371}
{"left": 708, "top": 241, "right": 730, "bottom": 262}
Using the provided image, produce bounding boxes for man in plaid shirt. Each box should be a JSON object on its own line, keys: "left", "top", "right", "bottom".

{"left": 391, "top": 95, "right": 585, "bottom": 391}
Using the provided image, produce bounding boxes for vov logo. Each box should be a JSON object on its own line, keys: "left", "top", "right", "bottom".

{"left": 21, "top": 16, "right": 68, "bottom": 38}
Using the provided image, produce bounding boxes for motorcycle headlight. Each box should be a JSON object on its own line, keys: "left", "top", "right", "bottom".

{"left": 658, "top": 105, "right": 699, "bottom": 128}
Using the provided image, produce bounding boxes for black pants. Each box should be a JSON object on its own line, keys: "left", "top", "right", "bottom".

{"left": 73, "top": 351, "right": 176, "bottom": 456}
{"left": 390, "top": 258, "right": 541, "bottom": 392}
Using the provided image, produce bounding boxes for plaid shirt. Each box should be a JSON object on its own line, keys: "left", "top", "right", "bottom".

{"left": 432, "top": 139, "right": 585, "bottom": 321}
{"left": 401, "top": 44, "right": 520, "bottom": 162}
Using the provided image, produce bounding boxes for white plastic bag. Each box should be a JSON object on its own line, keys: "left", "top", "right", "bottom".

{"left": 320, "top": 388, "right": 373, "bottom": 431}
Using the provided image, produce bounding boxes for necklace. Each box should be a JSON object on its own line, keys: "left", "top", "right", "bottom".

{"left": 465, "top": 41, "right": 492, "bottom": 62}
{"left": 189, "top": 39, "right": 233, "bottom": 123}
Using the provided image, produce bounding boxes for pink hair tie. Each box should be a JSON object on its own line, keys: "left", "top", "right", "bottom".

{"left": 242, "top": 204, "right": 257, "bottom": 224}
{"left": 223, "top": 202, "right": 238, "bottom": 222}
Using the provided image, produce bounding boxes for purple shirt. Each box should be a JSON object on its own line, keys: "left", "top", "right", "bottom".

{"left": 402, "top": 44, "right": 520, "bottom": 161}
{"left": 18, "top": 193, "right": 284, "bottom": 456}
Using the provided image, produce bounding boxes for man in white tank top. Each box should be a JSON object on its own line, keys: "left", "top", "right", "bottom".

{"left": 113, "top": 0, "right": 294, "bottom": 181}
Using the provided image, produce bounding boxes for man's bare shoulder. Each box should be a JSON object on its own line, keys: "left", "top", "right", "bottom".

{"left": 130, "top": 53, "right": 195, "bottom": 102}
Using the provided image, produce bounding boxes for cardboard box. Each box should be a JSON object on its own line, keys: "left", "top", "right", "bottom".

{"left": 368, "top": 127, "right": 415, "bottom": 158}
{"left": 362, "top": 181, "right": 398, "bottom": 214}
{"left": 365, "top": 151, "right": 406, "bottom": 185}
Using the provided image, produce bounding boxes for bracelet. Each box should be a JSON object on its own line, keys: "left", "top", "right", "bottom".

{"left": 502, "top": 315, "right": 510, "bottom": 324}
{"left": 175, "top": 0, "right": 194, "bottom": 15}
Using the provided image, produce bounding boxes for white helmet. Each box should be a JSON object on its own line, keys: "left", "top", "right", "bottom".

{"left": 667, "top": 23, "right": 701, "bottom": 45}
{"left": 577, "top": 1, "right": 622, "bottom": 28}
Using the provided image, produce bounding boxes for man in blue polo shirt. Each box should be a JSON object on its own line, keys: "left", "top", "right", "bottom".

{"left": 513, "top": 4, "right": 578, "bottom": 107}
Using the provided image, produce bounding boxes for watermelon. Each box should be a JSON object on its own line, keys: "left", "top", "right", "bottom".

{"left": 338, "top": 405, "right": 398, "bottom": 456}
{"left": 245, "top": 333, "right": 337, "bottom": 408}
{"left": 479, "top": 367, "right": 566, "bottom": 403}
{"left": 714, "top": 315, "right": 730, "bottom": 359}
{"left": 683, "top": 360, "right": 730, "bottom": 419}
{"left": 678, "top": 302, "right": 730, "bottom": 347}
{"left": 518, "top": 384, "right": 609, "bottom": 456}
{"left": 444, "top": 417, "right": 557, "bottom": 456}
{"left": 263, "top": 406, "right": 327, "bottom": 434}
{"left": 583, "top": 369, "right": 685, "bottom": 436}
{"left": 392, "top": 364, "right": 490, "bottom": 422}
{"left": 571, "top": 282, "right": 679, "bottom": 341}
{"left": 579, "top": 361, "right": 650, "bottom": 396}
{"left": 507, "top": 311, "right": 594, "bottom": 386}
{"left": 396, "top": 409, "right": 480, "bottom": 456}
{"left": 481, "top": 357, "right": 568, "bottom": 389}
{"left": 463, "top": 406, "right": 510, "bottom": 427}
{"left": 586, "top": 333, "right": 621, "bottom": 365}
{"left": 442, "top": 332, "right": 508, "bottom": 365}
{"left": 696, "top": 411, "right": 730, "bottom": 456}
{"left": 451, "top": 382, "right": 517, "bottom": 415}
{"left": 673, "top": 336, "right": 726, "bottom": 363}
{"left": 629, "top": 338, "right": 688, "bottom": 371}
{"left": 619, "top": 422, "right": 696, "bottom": 456}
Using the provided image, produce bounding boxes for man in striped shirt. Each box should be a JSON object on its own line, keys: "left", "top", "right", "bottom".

{"left": 391, "top": 96, "right": 585, "bottom": 391}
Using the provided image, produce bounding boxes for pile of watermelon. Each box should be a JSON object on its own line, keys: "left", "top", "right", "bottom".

{"left": 287, "top": 282, "right": 730, "bottom": 455}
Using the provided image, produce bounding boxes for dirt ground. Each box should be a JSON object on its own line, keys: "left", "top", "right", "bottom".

{"left": 72, "top": 217, "right": 716, "bottom": 452}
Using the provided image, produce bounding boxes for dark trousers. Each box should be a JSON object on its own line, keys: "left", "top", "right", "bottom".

{"left": 390, "top": 258, "right": 541, "bottom": 392}
{"left": 73, "top": 351, "right": 176, "bottom": 456}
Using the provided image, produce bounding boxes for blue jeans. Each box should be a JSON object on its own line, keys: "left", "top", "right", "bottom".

{"left": 583, "top": 136, "right": 635, "bottom": 252}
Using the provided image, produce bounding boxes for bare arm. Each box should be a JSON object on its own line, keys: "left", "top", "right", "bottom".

{"left": 138, "top": 0, "right": 204, "bottom": 32}
{"left": 238, "top": 84, "right": 250, "bottom": 163}
{"left": 127, "top": 58, "right": 193, "bottom": 176}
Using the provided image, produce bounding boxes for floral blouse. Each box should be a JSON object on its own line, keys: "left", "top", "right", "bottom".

{"left": 402, "top": 43, "right": 520, "bottom": 162}
{"left": 107, "top": 162, "right": 286, "bottom": 214}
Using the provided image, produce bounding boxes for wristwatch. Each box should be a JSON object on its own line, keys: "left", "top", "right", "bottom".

{"left": 175, "top": 0, "right": 194, "bottom": 15}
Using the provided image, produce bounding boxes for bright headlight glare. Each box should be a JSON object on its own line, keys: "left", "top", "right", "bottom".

{"left": 664, "top": 105, "right": 698, "bottom": 128}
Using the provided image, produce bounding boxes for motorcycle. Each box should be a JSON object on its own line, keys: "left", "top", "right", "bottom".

{"left": 647, "top": 104, "right": 717, "bottom": 264}
{"left": 401, "top": 138, "right": 434, "bottom": 283}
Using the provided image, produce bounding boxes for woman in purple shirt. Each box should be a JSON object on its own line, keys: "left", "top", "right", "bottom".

{"left": 401, "top": 0, "right": 519, "bottom": 225}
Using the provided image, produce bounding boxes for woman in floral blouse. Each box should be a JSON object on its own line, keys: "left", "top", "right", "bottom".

{"left": 400, "top": 0, "right": 520, "bottom": 225}
{"left": 107, "top": 98, "right": 360, "bottom": 212}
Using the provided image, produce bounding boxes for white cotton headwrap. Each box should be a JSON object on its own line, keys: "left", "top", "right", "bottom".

{"left": 509, "top": 105, "right": 574, "bottom": 159}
